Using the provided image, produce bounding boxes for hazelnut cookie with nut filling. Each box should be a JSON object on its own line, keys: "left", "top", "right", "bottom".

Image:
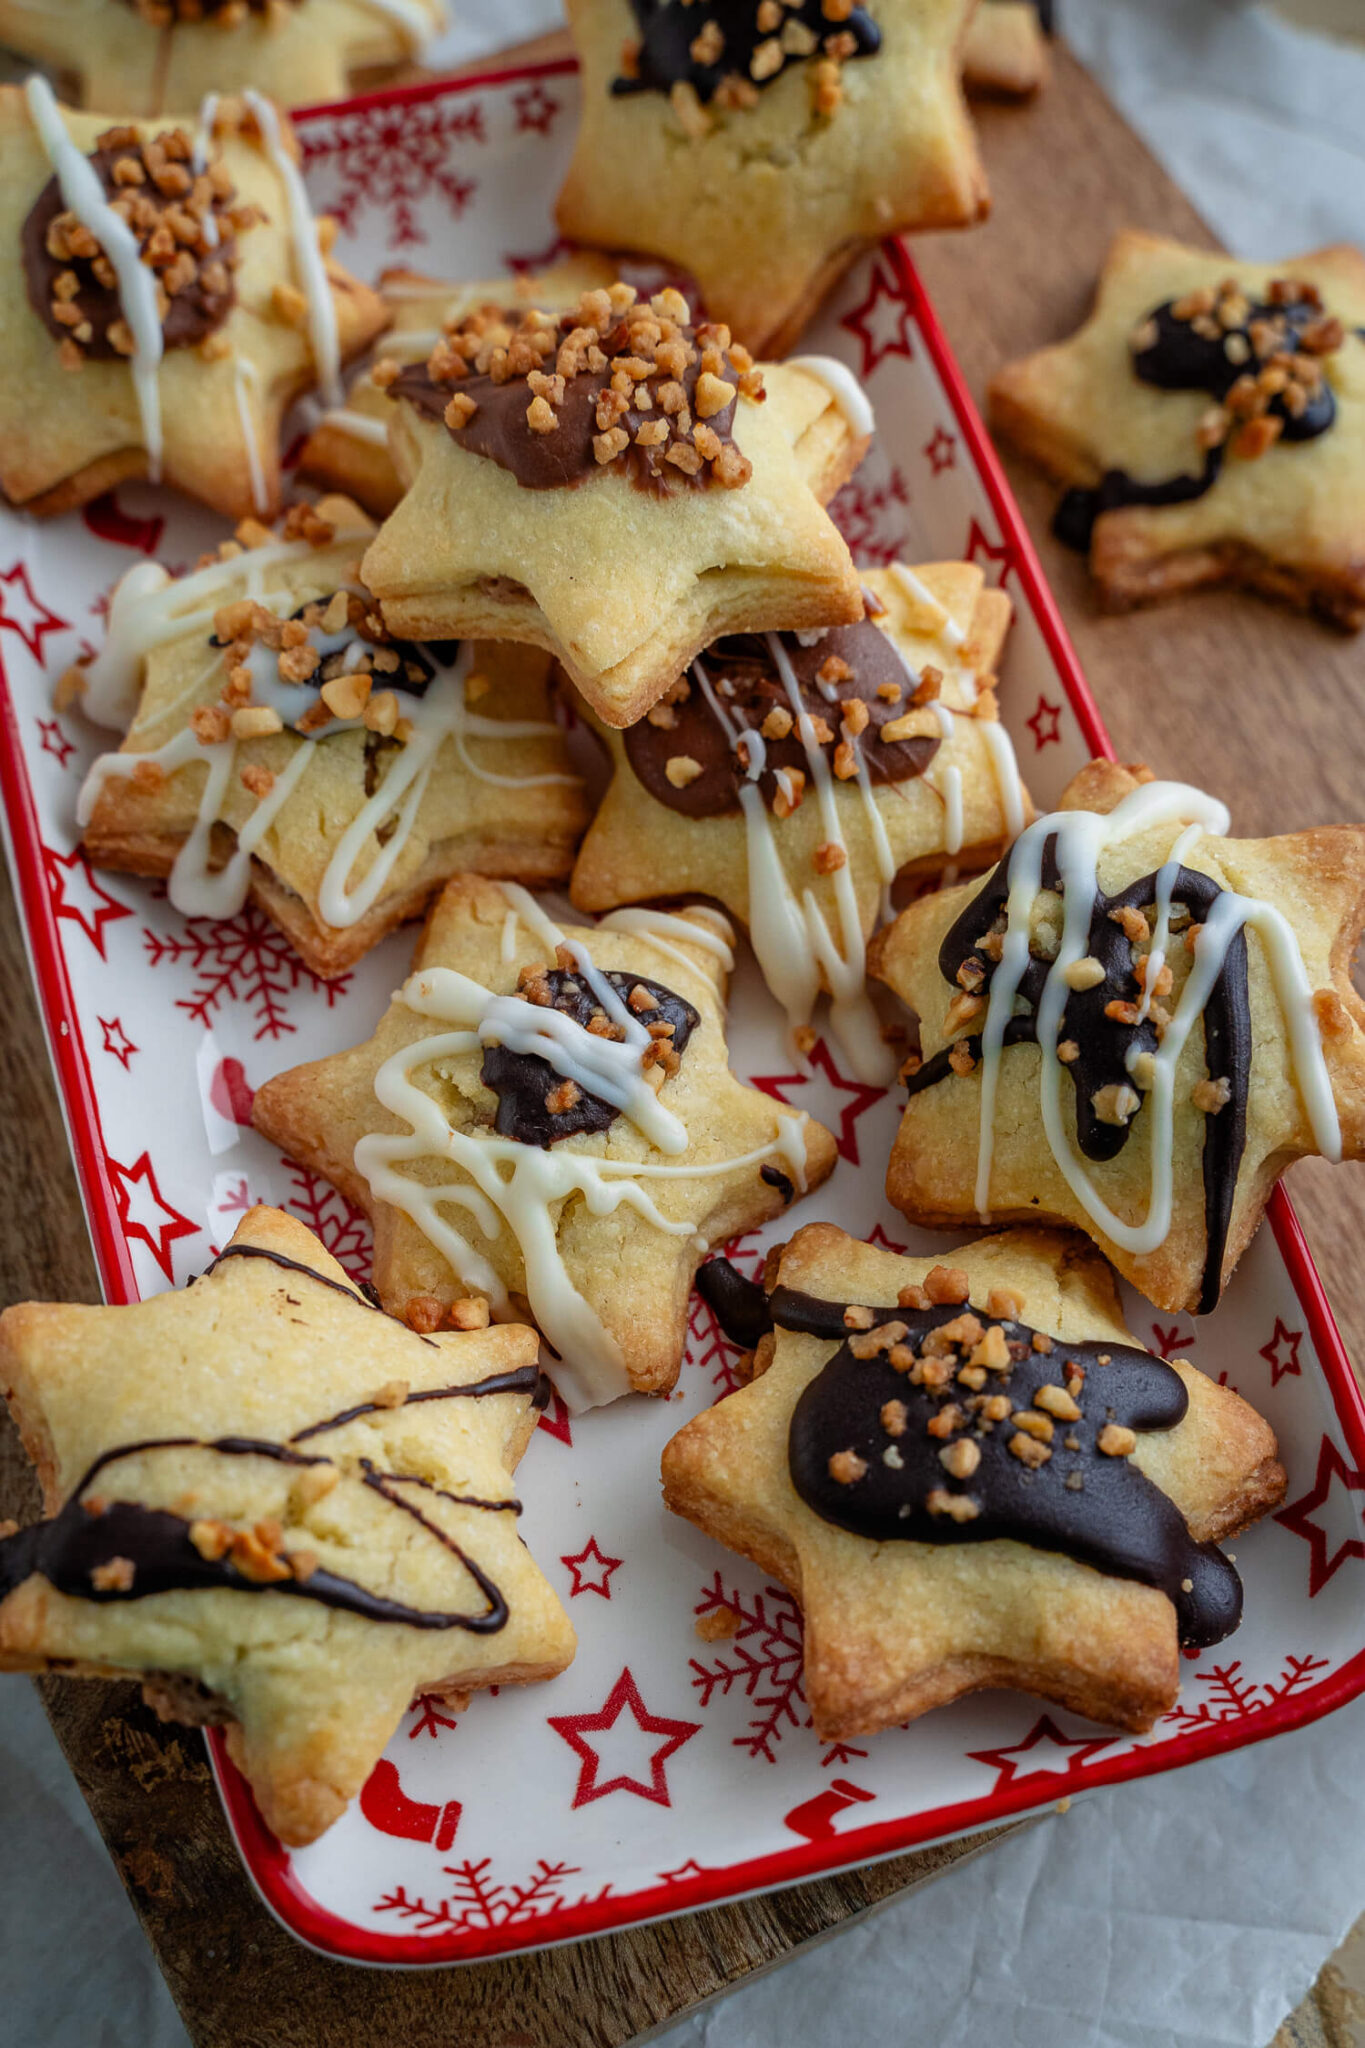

{"left": 871, "top": 759, "right": 1365, "bottom": 1315}
{"left": 72, "top": 498, "right": 588, "bottom": 979}
{"left": 0, "top": 0, "right": 446, "bottom": 119}
{"left": 359, "top": 279, "right": 870, "bottom": 729}
{"left": 570, "top": 560, "right": 1031, "bottom": 1084}
{"left": 298, "top": 253, "right": 621, "bottom": 518}
{"left": 0, "top": 82, "right": 388, "bottom": 522}
{"left": 554, "top": 0, "right": 987, "bottom": 357}
{"left": 0, "top": 1203, "right": 576, "bottom": 1849}
{"left": 989, "top": 232, "right": 1365, "bottom": 627}
{"left": 664, "top": 1222, "right": 1285, "bottom": 1738}
{"left": 251, "top": 875, "right": 838, "bottom": 1411}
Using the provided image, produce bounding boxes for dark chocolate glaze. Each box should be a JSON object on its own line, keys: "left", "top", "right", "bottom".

{"left": 623, "top": 620, "right": 939, "bottom": 819}
{"left": 390, "top": 312, "right": 739, "bottom": 494}
{"left": 761, "top": 1164, "right": 796, "bottom": 1205}
{"left": 23, "top": 148, "right": 237, "bottom": 359}
{"left": 1056, "top": 293, "right": 1338, "bottom": 551}
{"left": 903, "top": 847, "right": 1252, "bottom": 1314}
{"left": 613, "top": 0, "right": 881, "bottom": 104}
{"left": 694, "top": 1255, "right": 772, "bottom": 1348}
{"left": 776, "top": 1287, "right": 1241, "bottom": 1646}
{"left": 210, "top": 601, "right": 461, "bottom": 705}
{"left": 481, "top": 966, "right": 699, "bottom": 1147}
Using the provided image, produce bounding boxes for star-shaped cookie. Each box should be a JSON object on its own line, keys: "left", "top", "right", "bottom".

{"left": 962, "top": 2, "right": 1049, "bottom": 98}
{"left": 871, "top": 759, "right": 1365, "bottom": 1313}
{"left": 251, "top": 875, "right": 839, "bottom": 1408}
{"left": 0, "top": 1203, "right": 576, "bottom": 1847}
{"left": 0, "top": 1, "right": 446, "bottom": 117}
{"left": 73, "top": 498, "right": 588, "bottom": 978}
{"left": 359, "top": 278, "right": 870, "bottom": 727}
{"left": 554, "top": 0, "right": 987, "bottom": 356}
{"left": 989, "top": 231, "right": 1365, "bottom": 627}
{"left": 570, "top": 559, "right": 1031, "bottom": 1081}
{"left": 663, "top": 1222, "right": 1285, "bottom": 1736}
{"left": 0, "top": 83, "right": 389, "bottom": 521}
{"left": 299, "top": 256, "right": 620, "bottom": 518}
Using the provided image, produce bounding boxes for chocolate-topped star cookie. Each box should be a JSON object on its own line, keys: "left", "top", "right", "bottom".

{"left": 71, "top": 498, "right": 588, "bottom": 978}
{"left": 298, "top": 256, "right": 620, "bottom": 518}
{"left": 251, "top": 875, "right": 839, "bottom": 1409}
{"left": 555, "top": 0, "right": 987, "bottom": 356}
{"left": 0, "top": 82, "right": 388, "bottom": 521}
{"left": 359, "top": 279, "right": 871, "bottom": 728}
{"left": 990, "top": 232, "right": 1365, "bottom": 627}
{"left": 664, "top": 1223, "right": 1285, "bottom": 1736}
{"left": 0, "top": 1204, "right": 576, "bottom": 1847}
{"left": 571, "top": 559, "right": 1031, "bottom": 1081}
{"left": 871, "top": 759, "right": 1365, "bottom": 1313}
{"left": 0, "top": 2, "right": 446, "bottom": 117}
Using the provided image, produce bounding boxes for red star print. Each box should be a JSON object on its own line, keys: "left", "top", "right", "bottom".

{"left": 82, "top": 490, "right": 164, "bottom": 556}
{"left": 1274, "top": 1435, "right": 1365, "bottom": 1596}
{"left": 750, "top": 1038, "right": 885, "bottom": 1166}
{"left": 548, "top": 1667, "right": 701, "bottom": 1809}
{"left": 1026, "top": 696, "right": 1063, "bottom": 751}
{"left": 36, "top": 718, "right": 76, "bottom": 770}
{"left": 106, "top": 1151, "right": 200, "bottom": 1281}
{"left": 1149, "top": 1322, "right": 1195, "bottom": 1360}
{"left": 923, "top": 427, "right": 957, "bottom": 476}
{"left": 511, "top": 83, "right": 559, "bottom": 134}
{"left": 1260, "top": 1317, "right": 1303, "bottom": 1386}
{"left": 658, "top": 1858, "right": 709, "bottom": 1883}
{"left": 866, "top": 1221, "right": 908, "bottom": 1255}
{"left": 97, "top": 1016, "right": 137, "bottom": 1069}
{"left": 964, "top": 519, "right": 1020, "bottom": 589}
{"left": 0, "top": 560, "right": 68, "bottom": 662}
{"left": 560, "top": 1537, "right": 623, "bottom": 1600}
{"left": 43, "top": 845, "right": 132, "bottom": 958}
{"left": 967, "top": 1714, "right": 1116, "bottom": 1795}
{"left": 840, "top": 256, "right": 915, "bottom": 379}
{"left": 537, "top": 1384, "right": 574, "bottom": 1448}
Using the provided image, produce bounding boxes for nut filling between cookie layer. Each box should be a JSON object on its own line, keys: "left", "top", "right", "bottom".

{"left": 0, "top": 1245, "right": 545, "bottom": 1635}
{"left": 624, "top": 618, "right": 940, "bottom": 818}
{"left": 698, "top": 1260, "right": 1242, "bottom": 1646}
{"left": 1055, "top": 277, "right": 1345, "bottom": 551}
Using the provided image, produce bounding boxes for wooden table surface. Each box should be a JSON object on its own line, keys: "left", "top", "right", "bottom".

{"left": 2, "top": 33, "right": 1363, "bottom": 2048}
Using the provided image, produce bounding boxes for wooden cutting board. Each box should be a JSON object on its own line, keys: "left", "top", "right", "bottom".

{"left": 2, "top": 33, "right": 1362, "bottom": 2048}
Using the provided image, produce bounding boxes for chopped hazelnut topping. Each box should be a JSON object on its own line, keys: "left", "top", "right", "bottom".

{"left": 881, "top": 1399, "right": 909, "bottom": 1437}
{"left": 526, "top": 393, "right": 559, "bottom": 434}
{"left": 813, "top": 841, "right": 847, "bottom": 874}
{"left": 1191, "top": 1075, "right": 1233, "bottom": 1114}
{"left": 1009, "top": 1431, "right": 1052, "bottom": 1468}
{"left": 665, "top": 753, "right": 704, "bottom": 788}
{"left": 189, "top": 1518, "right": 232, "bottom": 1561}
{"left": 1098, "top": 1423, "right": 1138, "bottom": 1457}
{"left": 545, "top": 1078, "right": 582, "bottom": 1116}
{"left": 939, "top": 1438, "right": 981, "bottom": 1480}
{"left": 957, "top": 1364, "right": 987, "bottom": 1391}
{"left": 695, "top": 370, "right": 737, "bottom": 418}
{"left": 1034, "top": 1384, "right": 1082, "bottom": 1422}
{"left": 968, "top": 1325, "right": 1011, "bottom": 1373}
{"left": 320, "top": 671, "right": 373, "bottom": 722}
{"left": 926, "top": 1403, "right": 965, "bottom": 1439}
{"left": 897, "top": 1283, "right": 930, "bottom": 1311}
{"left": 695, "top": 1605, "right": 740, "bottom": 1641}
{"left": 828, "top": 1448, "right": 867, "bottom": 1485}
{"left": 1063, "top": 955, "right": 1106, "bottom": 991}
{"left": 445, "top": 391, "right": 477, "bottom": 430}
{"left": 1091, "top": 1082, "right": 1141, "bottom": 1127}
{"left": 924, "top": 1265, "right": 970, "bottom": 1306}
{"left": 772, "top": 767, "right": 806, "bottom": 819}
{"left": 948, "top": 1042, "right": 977, "bottom": 1077}
{"left": 90, "top": 1555, "right": 136, "bottom": 1592}
{"left": 761, "top": 706, "right": 793, "bottom": 740}
{"left": 879, "top": 711, "right": 921, "bottom": 744}
{"left": 843, "top": 1304, "right": 875, "bottom": 1330}
{"left": 230, "top": 705, "right": 283, "bottom": 741}
{"left": 372, "top": 1378, "right": 409, "bottom": 1409}
{"left": 1013, "top": 1410, "right": 1055, "bottom": 1443}
{"left": 240, "top": 762, "right": 274, "bottom": 798}
{"left": 926, "top": 1488, "right": 980, "bottom": 1522}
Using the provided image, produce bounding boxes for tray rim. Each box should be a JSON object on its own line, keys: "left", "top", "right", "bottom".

{"left": 0, "top": 56, "right": 1362, "bottom": 1970}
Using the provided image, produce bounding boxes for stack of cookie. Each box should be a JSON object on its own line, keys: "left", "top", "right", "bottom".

{"left": 0, "top": 25, "right": 1363, "bottom": 1861}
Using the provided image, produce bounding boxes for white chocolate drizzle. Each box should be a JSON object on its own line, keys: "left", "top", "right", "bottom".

{"left": 318, "top": 405, "right": 391, "bottom": 447}
{"left": 354, "top": 890, "right": 810, "bottom": 1411}
{"left": 785, "top": 355, "right": 876, "bottom": 439}
{"left": 241, "top": 92, "right": 342, "bottom": 408}
{"left": 967, "top": 781, "right": 1342, "bottom": 1252}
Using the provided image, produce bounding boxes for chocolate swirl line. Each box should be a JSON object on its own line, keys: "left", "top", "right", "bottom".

{"left": 903, "top": 851, "right": 1251, "bottom": 1314}
{"left": 693, "top": 1260, "right": 1241, "bottom": 1646}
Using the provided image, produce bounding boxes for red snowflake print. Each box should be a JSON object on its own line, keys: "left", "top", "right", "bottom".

{"left": 923, "top": 426, "right": 957, "bottom": 476}
{"left": 689, "top": 1572, "right": 806, "bottom": 1763}
{"left": 0, "top": 560, "right": 68, "bottom": 662}
{"left": 966, "top": 1714, "right": 1117, "bottom": 1795}
{"left": 407, "top": 1698, "right": 461, "bottom": 1741}
{"left": 687, "top": 1228, "right": 764, "bottom": 1399}
{"left": 375, "top": 1858, "right": 601, "bottom": 1937}
{"left": 1260, "top": 1317, "right": 1303, "bottom": 1386}
{"left": 360, "top": 1758, "right": 462, "bottom": 1851}
{"left": 751, "top": 1038, "right": 885, "bottom": 1166}
{"left": 964, "top": 518, "right": 1020, "bottom": 588}
{"left": 142, "top": 904, "right": 351, "bottom": 1041}
{"left": 560, "top": 1536, "right": 623, "bottom": 1600}
{"left": 537, "top": 1385, "right": 574, "bottom": 1448}
{"left": 830, "top": 466, "right": 913, "bottom": 567}
{"left": 1149, "top": 1322, "right": 1195, "bottom": 1360}
{"left": 98, "top": 1016, "right": 138, "bottom": 1069}
{"left": 301, "top": 100, "right": 482, "bottom": 245}
{"left": 840, "top": 257, "right": 915, "bottom": 378}
{"left": 282, "top": 1160, "right": 372, "bottom": 1284}
{"left": 1275, "top": 1435, "right": 1365, "bottom": 1596}
{"left": 82, "top": 490, "right": 164, "bottom": 556}
{"left": 107, "top": 1150, "right": 200, "bottom": 1281}
{"left": 548, "top": 1667, "right": 701, "bottom": 1808}
{"left": 1026, "top": 695, "right": 1063, "bottom": 750}
{"left": 44, "top": 845, "right": 131, "bottom": 958}
{"left": 36, "top": 718, "right": 76, "bottom": 770}
{"left": 511, "top": 82, "right": 560, "bottom": 134}
{"left": 819, "top": 1740, "right": 869, "bottom": 1770}
{"left": 1163, "top": 1653, "right": 1331, "bottom": 1734}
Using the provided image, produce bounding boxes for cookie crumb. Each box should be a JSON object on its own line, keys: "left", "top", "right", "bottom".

{"left": 447, "top": 1298, "right": 491, "bottom": 1331}
{"left": 695, "top": 1605, "right": 740, "bottom": 1641}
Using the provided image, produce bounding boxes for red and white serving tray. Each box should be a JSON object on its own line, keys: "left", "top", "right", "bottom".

{"left": 1, "top": 58, "right": 1364, "bottom": 1970}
